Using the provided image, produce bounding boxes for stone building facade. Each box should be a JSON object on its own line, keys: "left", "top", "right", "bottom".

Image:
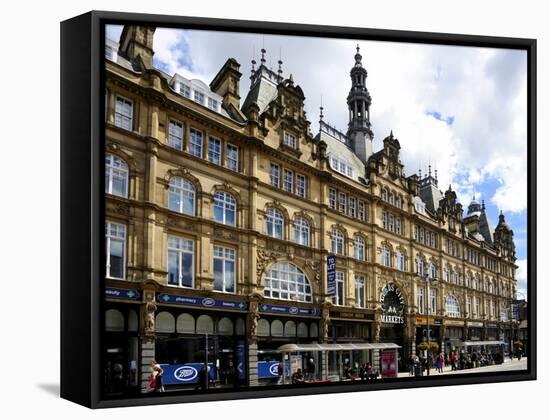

{"left": 103, "top": 26, "right": 518, "bottom": 395}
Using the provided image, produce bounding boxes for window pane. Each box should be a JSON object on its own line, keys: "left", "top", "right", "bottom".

{"left": 181, "top": 253, "right": 193, "bottom": 287}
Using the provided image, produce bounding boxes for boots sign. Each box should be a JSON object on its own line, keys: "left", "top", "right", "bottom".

{"left": 380, "top": 283, "right": 405, "bottom": 324}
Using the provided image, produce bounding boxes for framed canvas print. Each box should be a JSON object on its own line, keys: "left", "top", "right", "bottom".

{"left": 60, "top": 11, "right": 536, "bottom": 408}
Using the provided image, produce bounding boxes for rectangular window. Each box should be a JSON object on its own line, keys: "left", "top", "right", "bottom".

{"left": 226, "top": 144, "right": 239, "bottom": 171}
{"left": 167, "top": 236, "right": 194, "bottom": 288}
{"left": 329, "top": 189, "right": 337, "bottom": 209}
{"left": 168, "top": 119, "right": 184, "bottom": 150}
{"left": 207, "top": 97, "right": 219, "bottom": 111}
{"left": 430, "top": 289, "right": 437, "bottom": 315}
{"left": 296, "top": 174, "right": 307, "bottom": 198}
{"left": 467, "top": 296, "right": 472, "bottom": 318}
{"left": 355, "top": 276, "right": 365, "bottom": 308}
{"left": 114, "top": 95, "right": 133, "bottom": 130}
{"left": 179, "top": 84, "right": 191, "bottom": 98}
{"left": 395, "top": 217, "right": 402, "bottom": 235}
{"left": 105, "top": 221, "right": 126, "bottom": 279}
{"left": 283, "top": 132, "right": 297, "bottom": 148}
{"left": 194, "top": 90, "right": 205, "bottom": 105}
{"left": 382, "top": 212, "right": 388, "bottom": 230}
{"left": 354, "top": 238, "right": 365, "bottom": 260}
{"left": 358, "top": 201, "right": 366, "bottom": 221}
{"left": 270, "top": 163, "right": 280, "bottom": 188}
{"left": 208, "top": 137, "right": 222, "bottom": 165}
{"left": 189, "top": 128, "right": 203, "bottom": 157}
{"left": 417, "top": 287, "right": 425, "bottom": 314}
{"left": 213, "top": 246, "right": 235, "bottom": 293}
{"left": 476, "top": 298, "right": 481, "bottom": 318}
{"left": 349, "top": 197, "right": 356, "bottom": 218}
{"left": 338, "top": 192, "right": 346, "bottom": 213}
{"left": 334, "top": 271, "right": 345, "bottom": 306}
{"left": 283, "top": 169, "right": 294, "bottom": 193}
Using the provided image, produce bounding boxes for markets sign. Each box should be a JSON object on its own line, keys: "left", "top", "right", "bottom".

{"left": 380, "top": 283, "right": 405, "bottom": 324}
{"left": 160, "top": 363, "right": 215, "bottom": 385}
{"left": 327, "top": 255, "right": 336, "bottom": 296}
{"left": 105, "top": 287, "right": 140, "bottom": 300}
{"left": 259, "top": 303, "right": 320, "bottom": 317}
{"left": 156, "top": 293, "right": 247, "bottom": 311}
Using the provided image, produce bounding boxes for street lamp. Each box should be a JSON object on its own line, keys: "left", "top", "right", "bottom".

{"left": 424, "top": 272, "right": 437, "bottom": 376}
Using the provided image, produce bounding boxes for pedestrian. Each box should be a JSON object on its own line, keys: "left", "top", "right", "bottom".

{"left": 450, "top": 351, "right": 458, "bottom": 371}
{"left": 306, "top": 357, "right": 316, "bottom": 382}
{"left": 277, "top": 361, "right": 284, "bottom": 385}
{"left": 408, "top": 355, "right": 415, "bottom": 376}
{"left": 150, "top": 360, "right": 164, "bottom": 393}
{"left": 436, "top": 352, "right": 444, "bottom": 373}
{"left": 291, "top": 368, "right": 304, "bottom": 384}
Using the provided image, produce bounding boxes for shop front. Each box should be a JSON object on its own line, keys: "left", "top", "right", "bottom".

{"left": 103, "top": 286, "right": 142, "bottom": 397}
{"left": 153, "top": 292, "right": 248, "bottom": 390}
{"left": 328, "top": 308, "right": 374, "bottom": 378}
{"left": 443, "top": 319, "right": 465, "bottom": 355}
{"left": 256, "top": 302, "right": 321, "bottom": 384}
{"left": 415, "top": 316, "right": 442, "bottom": 356}
{"left": 467, "top": 321, "right": 484, "bottom": 342}
{"left": 379, "top": 283, "right": 407, "bottom": 371}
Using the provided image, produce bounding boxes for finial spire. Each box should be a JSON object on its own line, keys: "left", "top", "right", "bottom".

{"left": 319, "top": 94, "right": 324, "bottom": 122}
{"left": 260, "top": 47, "right": 266, "bottom": 65}
{"left": 390, "top": 129, "right": 394, "bottom": 138}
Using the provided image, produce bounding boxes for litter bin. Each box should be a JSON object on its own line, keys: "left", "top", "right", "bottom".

{"left": 414, "top": 364, "right": 423, "bottom": 377}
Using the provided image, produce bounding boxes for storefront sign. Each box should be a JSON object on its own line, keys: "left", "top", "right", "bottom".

{"left": 257, "top": 361, "right": 290, "bottom": 379}
{"left": 380, "top": 284, "right": 405, "bottom": 324}
{"left": 160, "top": 363, "right": 215, "bottom": 385}
{"left": 156, "top": 293, "right": 247, "bottom": 311}
{"left": 416, "top": 317, "right": 442, "bottom": 325}
{"left": 105, "top": 287, "right": 140, "bottom": 300}
{"left": 327, "top": 255, "right": 336, "bottom": 296}
{"left": 333, "top": 311, "right": 373, "bottom": 320}
{"left": 380, "top": 350, "right": 398, "bottom": 378}
{"left": 444, "top": 319, "right": 465, "bottom": 327}
{"left": 486, "top": 323, "right": 498, "bottom": 329}
{"left": 467, "top": 321, "right": 484, "bottom": 327}
{"left": 259, "top": 303, "right": 320, "bottom": 317}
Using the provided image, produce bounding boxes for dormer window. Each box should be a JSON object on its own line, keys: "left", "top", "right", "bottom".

{"left": 283, "top": 132, "right": 297, "bottom": 149}
{"left": 179, "top": 84, "right": 191, "bottom": 98}
{"left": 194, "top": 91, "right": 205, "bottom": 105}
{"left": 330, "top": 156, "right": 354, "bottom": 179}
{"left": 208, "top": 97, "right": 219, "bottom": 111}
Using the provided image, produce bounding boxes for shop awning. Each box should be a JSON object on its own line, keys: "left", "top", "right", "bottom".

{"left": 460, "top": 340, "right": 505, "bottom": 347}
{"left": 276, "top": 342, "right": 401, "bottom": 353}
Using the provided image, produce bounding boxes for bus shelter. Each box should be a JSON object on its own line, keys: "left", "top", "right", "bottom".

{"left": 276, "top": 342, "right": 401, "bottom": 383}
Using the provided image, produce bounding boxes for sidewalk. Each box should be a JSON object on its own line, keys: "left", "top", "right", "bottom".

{"left": 397, "top": 357, "right": 526, "bottom": 378}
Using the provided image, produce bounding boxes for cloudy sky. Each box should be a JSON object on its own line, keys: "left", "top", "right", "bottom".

{"left": 107, "top": 25, "right": 528, "bottom": 297}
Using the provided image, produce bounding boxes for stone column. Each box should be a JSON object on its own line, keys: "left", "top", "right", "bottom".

{"left": 247, "top": 299, "right": 260, "bottom": 387}
{"left": 140, "top": 289, "right": 157, "bottom": 393}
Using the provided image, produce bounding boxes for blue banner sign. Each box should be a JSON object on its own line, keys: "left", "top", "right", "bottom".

{"left": 257, "top": 361, "right": 290, "bottom": 379}
{"left": 327, "top": 255, "right": 336, "bottom": 296}
{"left": 105, "top": 287, "right": 140, "bottom": 300}
{"left": 236, "top": 340, "right": 246, "bottom": 380}
{"left": 156, "top": 293, "right": 247, "bottom": 311}
{"left": 160, "top": 363, "right": 215, "bottom": 385}
{"left": 259, "top": 303, "right": 320, "bottom": 317}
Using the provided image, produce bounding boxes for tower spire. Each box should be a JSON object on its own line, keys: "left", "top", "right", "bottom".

{"left": 347, "top": 44, "right": 373, "bottom": 163}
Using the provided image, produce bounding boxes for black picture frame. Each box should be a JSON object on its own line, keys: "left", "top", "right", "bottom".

{"left": 61, "top": 10, "right": 537, "bottom": 409}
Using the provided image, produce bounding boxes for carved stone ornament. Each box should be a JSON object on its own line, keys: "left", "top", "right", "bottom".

{"left": 248, "top": 300, "right": 260, "bottom": 341}
{"left": 143, "top": 301, "right": 157, "bottom": 337}
{"left": 256, "top": 249, "right": 277, "bottom": 281}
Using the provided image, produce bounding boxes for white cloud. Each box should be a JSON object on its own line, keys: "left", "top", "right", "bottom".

{"left": 105, "top": 25, "right": 527, "bottom": 216}
{"left": 515, "top": 259, "right": 528, "bottom": 299}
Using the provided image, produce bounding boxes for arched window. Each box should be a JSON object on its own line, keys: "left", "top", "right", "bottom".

{"left": 213, "top": 191, "right": 236, "bottom": 226}
{"left": 429, "top": 262, "right": 437, "bottom": 279}
{"left": 105, "top": 309, "right": 124, "bottom": 332}
{"left": 416, "top": 256, "right": 424, "bottom": 276}
{"left": 331, "top": 229, "right": 345, "bottom": 255}
{"left": 105, "top": 153, "right": 129, "bottom": 198}
{"left": 381, "top": 188, "right": 388, "bottom": 201}
{"left": 294, "top": 216, "right": 310, "bottom": 246}
{"left": 473, "top": 274, "right": 479, "bottom": 290}
{"left": 176, "top": 313, "right": 195, "bottom": 333}
{"left": 389, "top": 193, "right": 395, "bottom": 205}
{"left": 156, "top": 312, "right": 176, "bottom": 333}
{"left": 445, "top": 296, "right": 461, "bottom": 318}
{"left": 196, "top": 315, "right": 214, "bottom": 334}
{"left": 264, "top": 262, "right": 312, "bottom": 302}
{"left": 395, "top": 195, "right": 402, "bottom": 208}
{"left": 443, "top": 265, "right": 450, "bottom": 282}
{"left": 168, "top": 177, "right": 195, "bottom": 215}
{"left": 381, "top": 244, "right": 391, "bottom": 267}
{"left": 396, "top": 249, "right": 405, "bottom": 271}
{"left": 354, "top": 236, "right": 365, "bottom": 260}
{"left": 265, "top": 208, "right": 284, "bottom": 239}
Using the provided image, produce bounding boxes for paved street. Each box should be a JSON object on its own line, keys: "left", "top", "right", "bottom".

{"left": 398, "top": 357, "right": 527, "bottom": 378}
